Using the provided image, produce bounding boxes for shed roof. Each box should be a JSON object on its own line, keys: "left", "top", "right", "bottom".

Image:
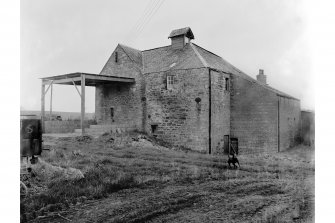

{"left": 41, "top": 72, "right": 135, "bottom": 86}
{"left": 168, "top": 27, "right": 194, "bottom": 39}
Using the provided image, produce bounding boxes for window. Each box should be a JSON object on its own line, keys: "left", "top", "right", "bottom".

{"left": 225, "top": 78, "right": 229, "bottom": 91}
{"left": 167, "top": 75, "right": 175, "bottom": 90}
{"left": 115, "top": 52, "right": 118, "bottom": 63}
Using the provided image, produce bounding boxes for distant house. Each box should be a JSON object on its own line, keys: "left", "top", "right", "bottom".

{"left": 94, "top": 27, "right": 301, "bottom": 154}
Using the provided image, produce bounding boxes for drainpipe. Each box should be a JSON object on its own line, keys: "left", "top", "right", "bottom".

{"left": 277, "top": 97, "right": 280, "bottom": 152}
{"left": 208, "top": 68, "right": 212, "bottom": 154}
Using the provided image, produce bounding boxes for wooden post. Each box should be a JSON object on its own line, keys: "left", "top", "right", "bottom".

{"left": 50, "top": 84, "right": 53, "bottom": 120}
{"left": 81, "top": 74, "right": 86, "bottom": 135}
{"left": 41, "top": 81, "right": 45, "bottom": 133}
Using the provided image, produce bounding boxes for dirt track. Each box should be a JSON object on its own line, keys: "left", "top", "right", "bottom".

{"left": 26, "top": 133, "right": 314, "bottom": 223}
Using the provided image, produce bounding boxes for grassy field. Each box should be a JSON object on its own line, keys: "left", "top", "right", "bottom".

{"left": 20, "top": 131, "right": 314, "bottom": 222}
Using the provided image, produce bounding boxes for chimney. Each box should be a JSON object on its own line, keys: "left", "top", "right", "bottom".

{"left": 256, "top": 69, "right": 267, "bottom": 84}
{"left": 168, "top": 27, "right": 194, "bottom": 50}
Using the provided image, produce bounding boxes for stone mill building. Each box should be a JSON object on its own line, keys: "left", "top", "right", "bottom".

{"left": 43, "top": 27, "right": 301, "bottom": 154}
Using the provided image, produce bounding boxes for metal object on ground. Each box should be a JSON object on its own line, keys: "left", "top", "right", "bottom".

{"left": 20, "top": 115, "right": 42, "bottom": 159}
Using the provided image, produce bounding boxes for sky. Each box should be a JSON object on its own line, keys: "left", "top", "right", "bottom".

{"left": 20, "top": 0, "right": 314, "bottom": 112}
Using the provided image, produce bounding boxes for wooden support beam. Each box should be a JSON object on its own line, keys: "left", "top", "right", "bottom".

{"left": 84, "top": 74, "right": 134, "bottom": 83}
{"left": 81, "top": 74, "right": 86, "bottom": 135}
{"left": 44, "top": 77, "right": 81, "bottom": 85}
{"left": 41, "top": 82, "right": 45, "bottom": 133}
{"left": 71, "top": 79, "right": 81, "bottom": 97}
{"left": 50, "top": 84, "right": 53, "bottom": 120}
{"left": 44, "top": 80, "right": 54, "bottom": 95}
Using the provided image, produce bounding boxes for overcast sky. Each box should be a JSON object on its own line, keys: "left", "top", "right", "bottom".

{"left": 20, "top": 0, "right": 314, "bottom": 112}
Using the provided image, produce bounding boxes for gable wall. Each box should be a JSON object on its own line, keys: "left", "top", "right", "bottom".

{"left": 95, "top": 45, "right": 145, "bottom": 131}
{"left": 144, "top": 68, "right": 209, "bottom": 152}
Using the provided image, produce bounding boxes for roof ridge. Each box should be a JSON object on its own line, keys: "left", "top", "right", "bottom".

{"left": 190, "top": 43, "right": 208, "bottom": 67}
{"left": 118, "top": 43, "right": 141, "bottom": 52}
{"left": 142, "top": 45, "right": 170, "bottom": 52}
{"left": 191, "top": 43, "right": 222, "bottom": 58}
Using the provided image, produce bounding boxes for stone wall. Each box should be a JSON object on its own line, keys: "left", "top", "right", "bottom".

{"left": 44, "top": 120, "right": 90, "bottom": 133}
{"left": 230, "top": 75, "right": 279, "bottom": 154}
{"left": 301, "top": 111, "right": 315, "bottom": 146}
{"left": 96, "top": 45, "right": 145, "bottom": 131}
{"left": 210, "top": 70, "right": 230, "bottom": 154}
{"left": 145, "top": 68, "right": 210, "bottom": 152}
{"left": 278, "top": 96, "right": 301, "bottom": 151}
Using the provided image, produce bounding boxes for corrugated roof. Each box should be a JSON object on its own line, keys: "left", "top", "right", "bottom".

{"left": 119, "top": 44, "right": 142, "bottom": 66}
{"left": 168, "top": 27, "right": 194, "bottom": 39}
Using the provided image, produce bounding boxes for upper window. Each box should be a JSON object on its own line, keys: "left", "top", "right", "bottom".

{"left": 167, "top": 75, "right": 175, "bottom": 90}
{"left": 225, "top": 78, "right": 229, "bottom": 91}
{"left": 115, "top": 52, "right": 118, "bottom": 63}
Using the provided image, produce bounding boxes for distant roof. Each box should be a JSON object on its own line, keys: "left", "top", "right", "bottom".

{"left": 301, "top": 110, "right": 315, "bottom": 113}
{"left": 168, "top": 27, "right": 194, "bottom": 39}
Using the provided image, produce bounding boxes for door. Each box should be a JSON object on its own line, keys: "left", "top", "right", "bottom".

{"left": 224, "top": 135, "right": 230, "bottom": 154}
{"left": 230, "top": 138, "right": 238, "bottom": 155}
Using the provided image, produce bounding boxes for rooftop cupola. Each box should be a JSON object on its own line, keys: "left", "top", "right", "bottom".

{"left": 256, "top": 69, "right": 267, "bottom": 85}
{"left": 168, "top": 27, "right": 194, "bottom": 50}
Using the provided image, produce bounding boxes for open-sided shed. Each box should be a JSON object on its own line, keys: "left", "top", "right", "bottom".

{"left": 40, "top": 72, "right": 135, "bottom": 134}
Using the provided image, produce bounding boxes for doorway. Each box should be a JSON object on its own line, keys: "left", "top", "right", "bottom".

{"left": 110, "top": 107, "right": 114, "bottom": 122}
{"left": 224, "top": 135, "right": 230, "bottom": 154}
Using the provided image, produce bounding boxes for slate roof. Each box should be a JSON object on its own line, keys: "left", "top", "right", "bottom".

{"left": 168, "top": 27, "right": 194, "bottom": 39}
{"left": 119, "top": 44, "right": 142, "bottom": 66}
{"left": 191, "top": 43, "right": 298, "bottom": 100}
{"left": 142, "top": 44, "right": 204, "bottom": 73}
{"left": 117, "top": 41, "right": 298, "bottom": 100}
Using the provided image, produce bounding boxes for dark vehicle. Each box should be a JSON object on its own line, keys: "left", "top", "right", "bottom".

{"left": 46, "top": 114, "right": 62, "bottom": 121}
{"left": 20, "top": 115, "right": 42, "bottom": 163}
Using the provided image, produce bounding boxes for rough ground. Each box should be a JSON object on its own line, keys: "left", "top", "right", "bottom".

{"left": 21, "top": 132, "right": 314, "bottom": 223}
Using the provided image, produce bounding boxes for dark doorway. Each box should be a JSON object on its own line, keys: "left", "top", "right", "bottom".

{"left": 151, "top": 124, "right": 158, "bottom": 137}
{"left": 230, "top": 138, "right": 239, "bottom": 155}
{"left": 110, "top": 107, "right": 114, "bottom": 122}
{"left": 224, "top": 135, "right": 230, "bottom": 154}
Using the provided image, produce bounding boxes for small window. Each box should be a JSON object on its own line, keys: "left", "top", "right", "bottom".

{"left": 167, "top": 75, "right": 175, "bottom": 90}
{"left": 151, "top": 124, "right": 158, "bottom": 137}
{"left": 115, "top": 52, "right": 118, "bottom": 63}
{"left": 225, "top": 78, "right": 229, "bottom": 91}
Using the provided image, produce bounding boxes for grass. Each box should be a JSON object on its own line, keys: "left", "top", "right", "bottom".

{"left": 20, "top": 131, "right": 314, "bottom": 222}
